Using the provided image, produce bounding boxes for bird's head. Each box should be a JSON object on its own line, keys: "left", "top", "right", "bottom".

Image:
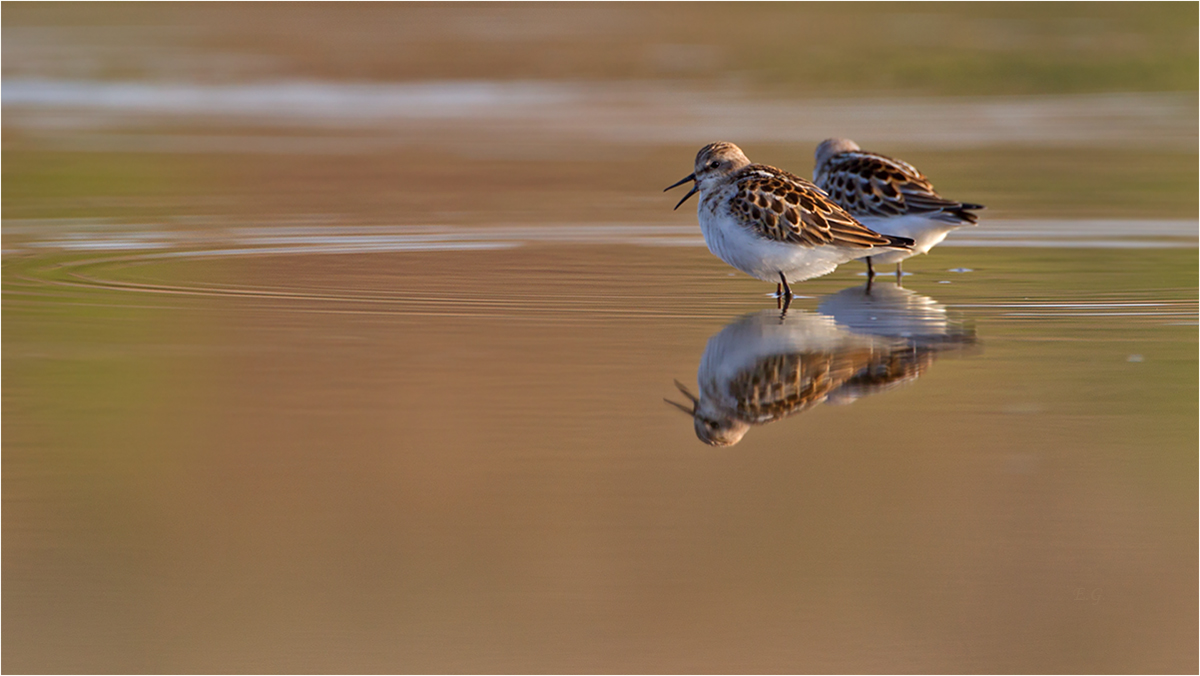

{"left": 664, "top": 379, "right": 751, "bottom": 447}
{"left": 664, "top": 141, "right": 752, "bottom": 210}
{"left": 814, "top": 138, "right": 860, "bottom": 172}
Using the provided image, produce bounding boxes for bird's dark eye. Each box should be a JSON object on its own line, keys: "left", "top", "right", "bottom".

{"left": 709, "top": 160, "right": 720, "bottom": 168}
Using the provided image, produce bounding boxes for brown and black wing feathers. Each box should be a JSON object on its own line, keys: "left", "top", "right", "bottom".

{"left": 730, "top": 165, "right": 912, "bottom": 249}
{"left": 818, "top": 152, "right": 984, "bottom": 223}
{"left": 728, "top": 348, "right": 879, "bottom": 423}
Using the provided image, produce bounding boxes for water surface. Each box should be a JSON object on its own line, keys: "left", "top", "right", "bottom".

{"left": 5, "top": 232, "right": 1196, "bottom": 672}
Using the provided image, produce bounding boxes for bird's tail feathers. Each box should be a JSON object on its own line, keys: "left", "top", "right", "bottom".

{"left": 930, "top": 202, "right": 985, "bottom": 226}
{"left": 952, "top": 202, "right": 985, "bottom": 225}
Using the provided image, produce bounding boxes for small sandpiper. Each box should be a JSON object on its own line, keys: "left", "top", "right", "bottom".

{"left": 813, "top": 138, "right": 984, "bottom": 280}
{"left": 666, "top": 142, "right": 912, "bottom": 306}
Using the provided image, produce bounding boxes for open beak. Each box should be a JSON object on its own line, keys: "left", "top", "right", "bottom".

{"left": 663, "top": 398, "right": 694, "bottom": 415}
{"left": 663, "top": 379, "right": 700, "bottom": 415}
{"left": 664, "top": 173, "right": 698, "bottom": 210}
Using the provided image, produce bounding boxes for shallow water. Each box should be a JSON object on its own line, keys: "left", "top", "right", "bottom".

{"left": 4, "top": 4, "right": 1198, "bottom": 672}
{"left": 5, "top": 231, "right": 1197, "bottom": 672}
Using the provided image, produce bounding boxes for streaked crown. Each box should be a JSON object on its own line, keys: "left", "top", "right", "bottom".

{"left": 693, "top": 141, "right": 752, "bottom": 184}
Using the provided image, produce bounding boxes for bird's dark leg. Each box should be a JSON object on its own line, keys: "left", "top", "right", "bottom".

{"left": 896, "top": 262, "right": 903, "bottom": 286}
{"left": 778, "top": 272, "right": 793, "bottom": 316}
{"left": 865, "top": 256, "right": 876, "bottom": 279}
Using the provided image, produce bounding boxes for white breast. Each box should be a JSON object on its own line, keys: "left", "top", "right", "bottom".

{"left": 696, "top": 193, "right": 864, "bottom": 283}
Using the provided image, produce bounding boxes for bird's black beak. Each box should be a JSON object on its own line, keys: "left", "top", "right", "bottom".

{"left": 664, "top": 173, "right": 698, "bottom": 210}
{"left": 663, "top": 379, "right": 699, "bottom": 416}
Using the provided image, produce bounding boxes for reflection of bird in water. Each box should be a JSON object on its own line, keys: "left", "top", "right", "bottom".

{"left": 668, "top": 285, "right": 978, "bottom": 446}
{"left": 812, "top": 138, "right": 984, "bottom": 281}
{"left": 667, "top": 310, "right": 904, "bottom": 446}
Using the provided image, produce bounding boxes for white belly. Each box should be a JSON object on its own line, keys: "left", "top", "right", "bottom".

{"left": 699, "top": 212, "right": 860, "bottom": 283}
{"left": 854, "top": 215, "right": 963, "bottom": 265}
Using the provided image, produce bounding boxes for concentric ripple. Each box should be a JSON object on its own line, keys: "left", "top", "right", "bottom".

{"left": 5, "top": 220, "right": 1197, "bottom": 324}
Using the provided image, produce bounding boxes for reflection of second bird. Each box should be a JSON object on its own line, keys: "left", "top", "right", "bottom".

{"left": 818, "top": 280, "right": 976, "bottom": 348}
